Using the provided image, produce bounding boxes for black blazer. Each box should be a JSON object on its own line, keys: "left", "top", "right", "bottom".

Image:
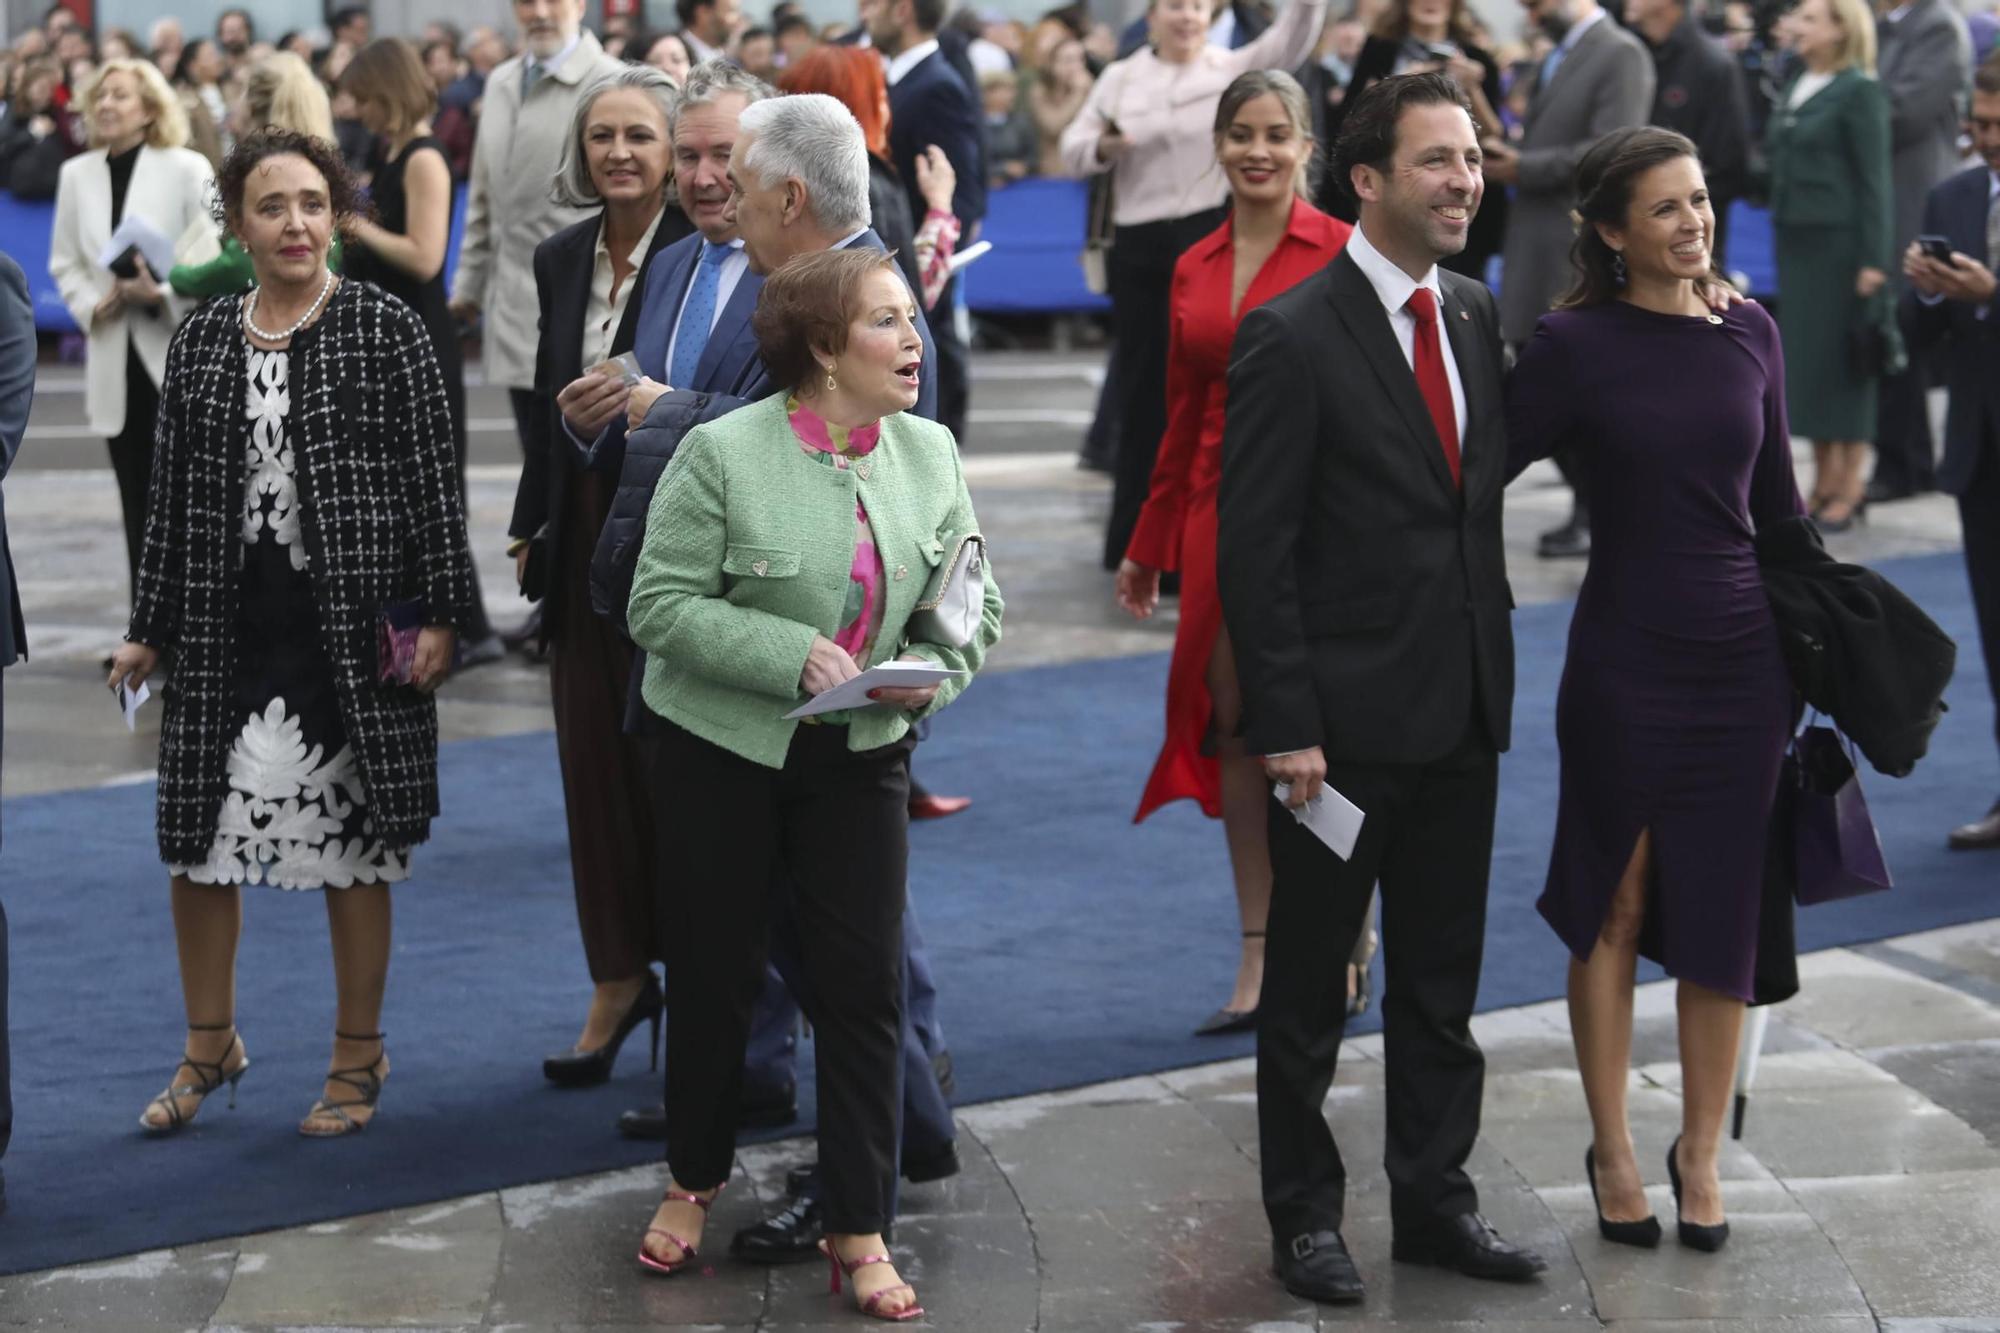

{"left": 888, "top": 49, "right": 987, "bottom": 229}
{"left": 1216, "top": 250, "right": 1515, "bottom": 764}
{"left": 513, "top": 203, "right": 690, "bottom": 637}
{"left": 1319, "top": 36, "right": 1508, "bottom": 279}
{"left": 1901, "top": 166, "right": 2000, "bottom": 498}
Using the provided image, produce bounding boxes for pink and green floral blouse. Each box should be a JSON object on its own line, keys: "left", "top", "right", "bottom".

{"left": 787, "top": 395, "right": 888, "bottom": 664}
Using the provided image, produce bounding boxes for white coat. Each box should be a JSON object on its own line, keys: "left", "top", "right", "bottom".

{"left": 48, "top": 144, "right": 215, "bottom": 438}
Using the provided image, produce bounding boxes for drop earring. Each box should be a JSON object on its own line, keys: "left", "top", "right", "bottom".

{"left": 825, "top": 364, "right": 837, "bottom": 392}
{"left": 1612, "top": 252, "right": 1627, "bottom": 285}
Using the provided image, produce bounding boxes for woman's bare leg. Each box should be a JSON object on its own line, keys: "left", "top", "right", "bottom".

{"left": 1209, "top": 627, "right": 1270, "bottom": 1014}
{"left": 1673, "top": 979, "right": 1744, "bottom": 1227}
{"left": 1567, "top": 831, "right": 1652, "bottom": 1222}
{"left": 141, "top": 875, "right": 247, "bottom": 1128}
{"left": 302, "top": 882, "right": 393, "bottom": 1132}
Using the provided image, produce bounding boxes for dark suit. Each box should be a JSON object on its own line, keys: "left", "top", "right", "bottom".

{"left": 605, "top": 226, "right": 957, "bottom": 1165}
{"left": 1217, "top": 249, "right": 1514, "bottom": 1240}
{"left": 508, "top": 209, "right": 682, "bottom": 992}
{"left": 1647, "top": 16, "right": 1751, "bottom": 265}
{"left": 889, "top": 46, "right": 984, "bottom": 443}
{"left": 1873, "top": 0, "right": 1973, "bottom": 494}
{"left": 1902, "top": 166, "right": 2000, "bottom": 771}
{"left": 0, "top": 252, "right": 34, "bottom": 1170}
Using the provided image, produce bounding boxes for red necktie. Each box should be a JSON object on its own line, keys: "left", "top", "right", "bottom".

{"left": 1405, "top": 287, "right": 1461, "bottom": 488}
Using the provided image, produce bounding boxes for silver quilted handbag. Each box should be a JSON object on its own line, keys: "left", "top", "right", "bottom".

{"left": 909, "top": 534, "right": 986, "bottom": 649}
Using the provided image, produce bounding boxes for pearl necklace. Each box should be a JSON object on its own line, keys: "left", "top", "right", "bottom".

{"left": 243, "top": 269, "right": 334, "bottom": 342}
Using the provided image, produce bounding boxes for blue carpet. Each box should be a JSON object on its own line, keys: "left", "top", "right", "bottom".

{"left": 0, "top": 551, "right": 1992, "bottom": 1275}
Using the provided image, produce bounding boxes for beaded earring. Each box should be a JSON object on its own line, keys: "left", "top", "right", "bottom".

{"left": 1612, "top": 252, "right": 1627, "bottom": 285}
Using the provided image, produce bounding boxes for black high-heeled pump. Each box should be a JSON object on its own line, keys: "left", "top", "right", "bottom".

{"left": 1666, "top": 1135, "right": 1730, "bottom": 1252}
{"left": 1585, "top": 1146, "right": 1662, "bottom": 1248}
{"left": 544, "top": 973, "right": 664, "bottom": 1087}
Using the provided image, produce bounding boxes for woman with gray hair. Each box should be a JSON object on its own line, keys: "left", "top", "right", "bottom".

{"left": 510, "top": 62, "right": 695, "bottom": 1087}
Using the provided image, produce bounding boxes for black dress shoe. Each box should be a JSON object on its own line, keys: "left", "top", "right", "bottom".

{"left": 730, "top": 1191, "right": 824, "bottom": 1264}
{"left": 1272, "top": 1230, "right": 1365, "bottom": 1304}
{"left": 903, "top": 1141, "right": 960, "bottom": 1184}
{"left": 1392, "top": 1213, "right": 1548, "bottom": 1281}
{"left": 1948, "top": 801, "right": 2000, "bottom": 850}
{"left": 617, "top": 1103, "right": 667, "bottom": 1141}
{"left": 1193, "top": 1006, "right": 1257, "bottom": 1036}
{"left": 1537, "top": 519, "right": 1591, "bottom": 560}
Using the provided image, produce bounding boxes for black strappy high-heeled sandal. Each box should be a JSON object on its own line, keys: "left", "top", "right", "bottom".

{"left": 300, "top": 1031, "right": 390, "bottom": 1138}
{"left": 140, "top": 1022, "right": 250, "bottom": 1136}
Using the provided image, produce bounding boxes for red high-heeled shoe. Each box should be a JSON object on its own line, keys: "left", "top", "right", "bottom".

{"left": 819, "top": 1239, "right": 925, "bottom": 1322}
{"left": 636, "top": 1185, "right": 718, "bottom": 1276}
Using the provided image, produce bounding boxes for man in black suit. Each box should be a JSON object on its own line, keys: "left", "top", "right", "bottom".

{"left": 1217, "top": 73, "right": 1543, "bottom": 1304}
{"left": 861, "top": 0, "right": 984, "bottom": 444}
{"left": 1628, "top": 0, "right": 1751, "bottom": 265}
{"left": 0, "top": 252, "right": 33, "bottom": 1217}
{"left": 1903, "top": 54, "right": 2000, "bottom": 850}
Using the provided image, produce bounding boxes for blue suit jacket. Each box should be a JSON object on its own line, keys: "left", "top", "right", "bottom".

{"left": 633, "top": 231, "right": 768, "bottom": 401}
{"left": 888, "top": 52, "right": 987, "bottom": 231}
{"left": 1901, "top": 166, "right": 2000, "bottom": 497}
{"left": 0, "top": 253, "right": 31, "bottom": 669}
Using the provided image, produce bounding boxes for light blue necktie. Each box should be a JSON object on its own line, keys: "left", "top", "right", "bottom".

{"left": 521, "top": 60, "right": 542, "bottom": 98}
{"left": 669, "top": 243, "right": 729, "bottom": 388}
{"left": 1539, "top": 42, "right": 1566, "bottom": 91}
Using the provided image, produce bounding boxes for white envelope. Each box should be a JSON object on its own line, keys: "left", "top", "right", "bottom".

{"left": 784, "top": 662, "right": 966, "bottom": 720}
{"left": 99, "top": 214, "right": 176, "bottom": 278}
{"left": 1271, "top": 782, "right": 1365, "bottom": 861}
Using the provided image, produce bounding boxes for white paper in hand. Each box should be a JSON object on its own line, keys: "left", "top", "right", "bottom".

{"left": 1272, "top": 782, "right": 1365, "bottom": 861}
{"left": 117, "top": 680, "right": 152, "bottom": 731}
{"left": 784, "top": 661, "right": 966, "bottom": 720}
{"left": 99, "top": 215, "right": 175, "bottom": 278}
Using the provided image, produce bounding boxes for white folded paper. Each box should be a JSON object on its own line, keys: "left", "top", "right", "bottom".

{"left": 784, "top": 662, "right": 966, "bottom": 720}
{"left": 945, "top": 239, "right": 992, "bottom": 275}
{"left": 117, "top": 680, "right": 152, "bottom": 731}
{"left": 99, "top": 215, "right": 175, "bottom": 278}
{"left": 1271, "top": 782, "right": 1365, "bottom": 861}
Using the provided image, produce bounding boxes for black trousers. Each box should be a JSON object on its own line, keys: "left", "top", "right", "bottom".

{"left": 108, "top": 344, "right": 160, "bottom": 605}
{"left": 1960, "top": 425, "right": 2000, "bottom": 768}
{"left": 1258, "top": 722, "right": 1497, "bottom": 1241}
{"left": 1101, "top": 207, "right": 1228, "bottom": 570}
{"left": 932, "top": 274, "right": 970, "bottom": 444}
{"left": 1873, "top": 354, "right": 1937, "bottom": 495}
{"left": 652, "top": 719, "right": 912, "bottom": 1234}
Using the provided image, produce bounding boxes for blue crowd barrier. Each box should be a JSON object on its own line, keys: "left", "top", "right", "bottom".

{"left": 2, "top": 179, "right": 1770, "bottom": 335}
{"left": 961, "top": 176, "right": 1111, "bottom": 316}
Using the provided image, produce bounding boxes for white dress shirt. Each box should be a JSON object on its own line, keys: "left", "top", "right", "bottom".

{"left": 663, "top": 238, "right": 751, "bottom": 378}
{"left": 885, "top": 37, "right": 940, "bottom": 87}
{"left": 582, "top": 208, "right": 668, "bottom": 371}
{"left": 1342, "top": 223, "right": 1469, "bottom": 447}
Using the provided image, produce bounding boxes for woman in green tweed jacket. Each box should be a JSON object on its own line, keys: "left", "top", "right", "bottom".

{"left": 624, "top": 249, "right": 1001, "bottom": 1323}
{"left": 1763, "top": 0, "right": 1893, "bottom": 532}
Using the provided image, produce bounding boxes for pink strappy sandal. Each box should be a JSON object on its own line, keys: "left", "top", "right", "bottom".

{"left": 819, "top": 1239, "right": 925, "bottom": 1322}
{"left": 636, "top": 1185, "right": 718, "bottom": 1276}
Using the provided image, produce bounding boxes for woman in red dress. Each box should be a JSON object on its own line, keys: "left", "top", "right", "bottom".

{"left": 1116, "top": 70, "right": 1352, "bottom": 1035}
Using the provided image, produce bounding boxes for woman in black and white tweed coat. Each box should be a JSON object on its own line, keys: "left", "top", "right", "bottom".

{"left": 108, "top": 128, "right": 474, "bottom": 1139}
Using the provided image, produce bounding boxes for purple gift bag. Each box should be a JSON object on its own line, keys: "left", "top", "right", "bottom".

{"left": 1789, "top": 722, "right": 1892, "bottom": 906}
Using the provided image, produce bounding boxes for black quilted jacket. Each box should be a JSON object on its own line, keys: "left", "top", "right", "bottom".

{"left": 129, "top": 280, "right": 475, "bottom": 863}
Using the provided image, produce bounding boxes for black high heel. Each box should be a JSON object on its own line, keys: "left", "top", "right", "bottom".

{"left": 544, "top": 973, "right": 664, "bottom": 1087}
{"left": 1194, "top": 931, "right": 1264, "bottom": 1036}
{"left": 1666, "top": 1135, "right": 1730, "bottom": 1252}
{"left": 140, "top": 1022, "right": 250, "bottom": 1135}
{"left": 1585, "top": 1146, "right": 1662, "bottom": 1247}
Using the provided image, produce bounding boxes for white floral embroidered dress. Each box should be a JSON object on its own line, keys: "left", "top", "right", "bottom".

{"left": 169, "top": 346, "right": 410, "bottom": 890}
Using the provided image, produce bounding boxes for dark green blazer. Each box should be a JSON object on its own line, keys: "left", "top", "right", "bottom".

{"left": 1765, "top": 67, "right": 1893, "bottom": 269}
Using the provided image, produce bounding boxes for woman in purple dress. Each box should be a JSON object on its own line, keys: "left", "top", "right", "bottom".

{"left": 1506, "top": 128, "right": 1804, "bottom": 1255}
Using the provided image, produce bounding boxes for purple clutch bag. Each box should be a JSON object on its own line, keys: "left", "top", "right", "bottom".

{"left": 376, "top": 600, "right": 425, "bottom": 685}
